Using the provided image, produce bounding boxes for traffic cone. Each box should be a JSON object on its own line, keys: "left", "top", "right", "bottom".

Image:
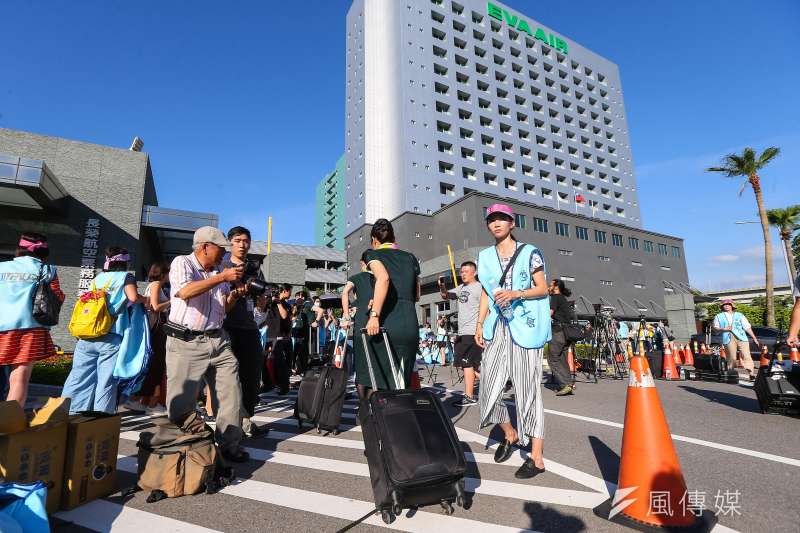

{"left": 567, "top": 345, "right": 576, "bottom": 374}
{"left": 759, "top": 345, "right": 769, "bottom": 368}
{"left": 790, "top": 345, "right": 800, "bottom": 364}
{"left": 672, "top": 343, "right": 683, "bottom": 366}
{"left": 638, "top": 340, "right": 646, "bottom": 357}
{"left": 776, "top": 345, "right": 784, "bottom": 362}
{"left": 683, "top": 344, "right": 695, "bottom": 367}
{"left": 700, "top": 342, "right": 708, "bottom": 355}
{"left": 626, "top": 342, "right": 635, "bottom": 360}
{"left": 661, "top": 343, "right": 680, "bottom": 380}
{"left": 612, "top": 356, "right": 695, "bottom": 527}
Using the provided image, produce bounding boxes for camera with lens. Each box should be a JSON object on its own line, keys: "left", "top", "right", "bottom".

{"left": 241, "top": 259, "right": 268, "bottom": 296}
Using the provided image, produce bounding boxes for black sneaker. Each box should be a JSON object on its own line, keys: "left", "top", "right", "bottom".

{"left": 221, "top": 448, "right": 250, "bottom": 463}
{"left": 454, "top": 396, "right": 478, "bottom": 407}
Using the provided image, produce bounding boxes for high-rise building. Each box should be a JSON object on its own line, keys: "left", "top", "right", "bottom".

{"left": 344, "top": 0, "right": 641, "bottom": 235}
{"left": 315, "top": 155, "right": 346, "bottom": 249}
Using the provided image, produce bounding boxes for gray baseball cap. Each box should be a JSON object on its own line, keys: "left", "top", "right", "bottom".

{"left": 193, "top": 226, "right": 229, "bottom": 248}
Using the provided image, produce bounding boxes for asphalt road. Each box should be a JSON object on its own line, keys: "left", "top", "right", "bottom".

{"left": 48, "top": 367, "right": 800, "bottom": 533}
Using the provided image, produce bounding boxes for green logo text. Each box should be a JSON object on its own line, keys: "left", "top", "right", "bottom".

{"left": 487, "top": 2, "right": 568, "bottom": 54}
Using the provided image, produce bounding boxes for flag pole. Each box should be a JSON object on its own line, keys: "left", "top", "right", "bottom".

{"left": 447, "top": 245, "right": 457, "bottom": 286}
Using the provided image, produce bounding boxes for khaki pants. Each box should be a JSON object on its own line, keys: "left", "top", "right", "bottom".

{"left": 166, "top": 331, "right": 243, "bottom": 453}
{"left": 725, "top": 336, "right": 754, "bottom": 373}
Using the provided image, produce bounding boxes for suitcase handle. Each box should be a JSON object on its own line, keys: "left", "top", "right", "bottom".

{"left": 360, "top": 327, "right": 404, "bottom": 391}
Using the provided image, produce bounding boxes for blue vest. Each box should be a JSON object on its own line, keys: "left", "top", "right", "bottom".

{"left": 477, "top": 244, "right": 552, "bottom": 349}
{"left": 0, "top": 257, "right": 56, "bottom": 332}
{"left": 715, "top": 311, "right": 747, "bottom": 344}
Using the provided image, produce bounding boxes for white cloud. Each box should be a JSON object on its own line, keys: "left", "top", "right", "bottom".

{"left": 711, "top": 254, "right": 738, "bottom": 263}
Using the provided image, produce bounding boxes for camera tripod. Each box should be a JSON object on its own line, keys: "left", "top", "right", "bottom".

{"left": 583, "top": 310, "right": 628, "bottom": 381}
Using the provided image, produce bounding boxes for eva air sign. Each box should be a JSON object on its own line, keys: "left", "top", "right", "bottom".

{"left": 487, "top": 2, "right": 568, "bottom": 54}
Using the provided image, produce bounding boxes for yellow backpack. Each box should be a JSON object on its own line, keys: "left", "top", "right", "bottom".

{"left": 68, "top": 277, "right": 115, "bottom": 339}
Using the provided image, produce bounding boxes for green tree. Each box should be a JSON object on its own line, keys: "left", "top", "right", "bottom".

{"left": 706, "top": 146, "right": 781, "bottom": 327}
{"left": 767, "top": 205, "right": 800, "bottom": 284}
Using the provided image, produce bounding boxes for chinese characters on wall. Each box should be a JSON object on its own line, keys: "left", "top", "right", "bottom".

{"left": 77, "top": 218, "right": 101, "bottom": 295}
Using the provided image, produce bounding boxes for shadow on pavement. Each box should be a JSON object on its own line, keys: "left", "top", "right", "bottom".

{"left": 523, "top": 501, "right": 586, "bottom": 532}
{"left": 588, "top": 435, "right": 619, "bottom": 496}
{"left": 678, "top": 385, "right": 760, "bottom": 413}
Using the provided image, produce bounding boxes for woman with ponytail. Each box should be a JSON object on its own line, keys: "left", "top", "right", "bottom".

{"left": 62, "top": 246, "right": 147, "bottom": 413}
{"left": 0, "top": 232, "right": 65, "bottom": 406}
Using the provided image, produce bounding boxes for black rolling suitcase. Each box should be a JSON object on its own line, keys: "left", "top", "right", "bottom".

{"left": 754, "top": 350, "right": 800, "bottom": 416}
{"left": 359, "top": 328, "right": 466, "bottom": 525}
{"left": 295, "top": 332, "right": 349, "bottom": 434}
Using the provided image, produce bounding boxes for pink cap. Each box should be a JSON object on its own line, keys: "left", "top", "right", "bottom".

{"left": 485, "top": 203, "right": 514, "bottom": 220}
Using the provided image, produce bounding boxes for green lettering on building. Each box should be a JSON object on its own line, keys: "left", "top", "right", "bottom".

{"left": 487, "top": 2, "right": 568, "bottom": 54}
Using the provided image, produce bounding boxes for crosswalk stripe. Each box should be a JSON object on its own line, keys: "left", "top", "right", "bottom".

{"left": 114, "top": 455, "right": 540, "bottom": 533}
{"left": 54, "top": 498, "right": 222, "bottom": 532}
{"left": 118, "top": 429, "right": 605, "bottom": 508}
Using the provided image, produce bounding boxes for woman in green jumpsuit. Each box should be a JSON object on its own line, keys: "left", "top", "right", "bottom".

{"left": 363, "top": 219, "right": 421, "bottom": 391}
{"left": 342, "top": 251, "right": 375, "bottom": 399}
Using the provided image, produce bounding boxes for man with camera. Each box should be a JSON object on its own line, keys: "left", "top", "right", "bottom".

{"left": 438, "top": 261, "right": 483, "bottom": 407}
{"left": 221, "top": 226, "right": 269, "bottom": 439}
{"left": 164, "top": 226, "right": 248, "bottom": 462}
{"left": 265, "top": 284, "right": 293, "bottom": 394}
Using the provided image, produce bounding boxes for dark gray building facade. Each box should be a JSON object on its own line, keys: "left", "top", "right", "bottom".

{"left": 345, "top": 192, "right": 692, "bottom": 336}
{"left": 0, "top": 128, "right": 216, "bottom": 350}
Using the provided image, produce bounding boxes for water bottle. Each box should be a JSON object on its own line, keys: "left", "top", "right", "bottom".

{"left": 487, "top": 278, "right": 514, "bottom": 320}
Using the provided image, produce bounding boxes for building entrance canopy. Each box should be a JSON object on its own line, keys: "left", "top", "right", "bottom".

{"left": 0, "top": 153, "right": 68, "bottom": 211}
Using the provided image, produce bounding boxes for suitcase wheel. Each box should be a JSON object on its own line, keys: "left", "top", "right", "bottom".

{"left": 381, "top": 510, "right": 395, "bottom": 524}
{"left": 440, "top": 501, "right": 454, "bottom": 515}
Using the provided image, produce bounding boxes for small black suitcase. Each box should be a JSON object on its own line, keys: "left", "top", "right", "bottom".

{"left": 359, "top": 328, "right": 466, "bottom": 524}
{"left": 754, "top": 354, "right": 800, "bottom": 415}
{"left": 295, "top": 332, "right": 349, "bottom": 434}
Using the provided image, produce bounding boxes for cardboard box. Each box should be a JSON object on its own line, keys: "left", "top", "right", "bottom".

{"left": 0, "top": 398, "right": 69, "bottom": 514}
{"left": 61, "top": 413, "right": 121, "bottom": 510}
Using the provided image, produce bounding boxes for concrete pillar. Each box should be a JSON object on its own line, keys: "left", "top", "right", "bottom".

{"left": 664, "top": 293, "right": 696, "bottom": 343}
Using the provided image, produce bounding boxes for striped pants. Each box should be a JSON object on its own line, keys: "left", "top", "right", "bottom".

{"left": 478, "top": 320, "right": 545, "bottom": 446}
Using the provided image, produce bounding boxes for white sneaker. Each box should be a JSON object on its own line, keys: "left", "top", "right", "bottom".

{"left": 146, "top": 404, "right": 167, "bottom": 415}
{"left": 124, "top": 399, "right": 148, "bottom": 412}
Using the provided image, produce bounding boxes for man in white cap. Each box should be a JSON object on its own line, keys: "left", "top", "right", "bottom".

{"left": 164, "top": 226, "right": 250, "bottom": 462}
{"left": 712, "top": 298, "right": 760, "bottom": 380}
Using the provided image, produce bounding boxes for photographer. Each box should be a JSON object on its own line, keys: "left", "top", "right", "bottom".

{"left": 438, "top": 261, "right": 483, "bottom": 407}
{"left": 164, "top": 226, "right": 248, "bottom": 462}
{"left": 547, "top": 279, "right": 575, "bottom": 396}
{"left": 222, "top": 226, "right": 268, "bottom": 439}
{"left": 265, "top": 284, "right": 293, "bottom": 394}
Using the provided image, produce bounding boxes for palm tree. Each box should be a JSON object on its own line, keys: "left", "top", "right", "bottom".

{"left": 767, "top": 205, "right": 800, "bottom": 285}
{"left": 706, "top": 146, "right": 781, "bottom": 327}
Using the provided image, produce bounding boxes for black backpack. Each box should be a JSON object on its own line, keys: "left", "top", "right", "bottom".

{"left": 32, "top": 264, "right": 62, "bottom": 326}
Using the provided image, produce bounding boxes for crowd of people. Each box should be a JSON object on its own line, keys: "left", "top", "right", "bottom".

{"left": 2, "top": 202, "right": 800, "bottom": 480}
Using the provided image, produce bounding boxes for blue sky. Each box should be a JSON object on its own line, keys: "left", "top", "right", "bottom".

{"left": 2, "top": 0, "right": 798, "bottom": 291}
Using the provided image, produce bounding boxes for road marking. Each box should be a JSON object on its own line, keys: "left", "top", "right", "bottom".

{"left": 54, "top": 498, "right": 222, "bottom": 532}
{"left": 115, "top": 455, "right": 540, "bottom": 532}
{"left": 118, "top": 431, "right": 605, "bottom": 508}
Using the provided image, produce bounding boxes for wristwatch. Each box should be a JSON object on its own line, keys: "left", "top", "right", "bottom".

{"left": 369, "top": 311, "right": 379, "bottom": 318}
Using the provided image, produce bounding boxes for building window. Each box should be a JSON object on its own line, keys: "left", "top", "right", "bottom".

{"left": 600, "top": 280, "right": 613, "bottom": 286}
{"left": 628, "top": 237, "right": 639, "bottom": 250}
{"left": 555, "top": 221, "right": 569, "bottom": 237}
{"left": 634, "top": 283, "right": 645, "bottom": 289}
{"left": 660, "top": 265, "right": 671, "bottom": 271}
{"left": 514, "top": 213, "right": 526, "bottom": 228}
{"left": 561, "top": 275, "right": 575, "bottom": 282}
{"left": 558, "top": 249, "right": 573, "bottom": 256}
{"left": 644, "top": 240, "right": 654, "bottom": 253}
{"left": 594, "top": 230, "right": 607, "bottom": 244}
{"left": 598, "top": 255, "right": 610, "bottom": 262}
{"left": 533, "top": 217, "right": 548, "bottom": 233}
{"left": 611, "top": 233, "right": 623, "bottom": 247}
{"left": 671, "top": 246, "right": 681, "bottom": 258}
{"left": 631, "top": 260, "right": 642, "bottom": 266}
{"left": 658, "top": 243, "right": 668, "bottom": 256}
{"left": 576, "top": 226, "right": 589, "bottom": 240}
{"left": 664, "top": 287, "right": 675, "bottom": 293}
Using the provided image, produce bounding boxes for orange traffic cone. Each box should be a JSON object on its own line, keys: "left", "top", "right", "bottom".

{"left": 661, "top": 343, "right": 679, "bottom": 380}
{"left": 700, "top": 342, "right": 709, "bottom": 355}
{"left": 683, "top": 344, "right": 695, "bottom": 367}
{"left": 567, "top": 345, "right": 576, "bottom": 374}
{"left": 638, "top": 340, "right": 646, "bottom": 358}
{"left": 672, "top": 343, "right": 683, "bottom": 366}
{"left": 758, "top": 345, "right": 769, "bottom": 368}
{"left": 611, "top": 356, "right": 695, "bottom": 527}
{"left": 790, "top": 345, "right": 800, "bottom": 364}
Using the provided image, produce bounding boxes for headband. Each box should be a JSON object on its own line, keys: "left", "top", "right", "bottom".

{"left": 104, "top": 253, "right": 130, "bottom": 270}
{"left": 376, "top": 242, "right": 398, "bottom": 250}
{"left": 18, "top": 238, "right": 48, "bottom": 251}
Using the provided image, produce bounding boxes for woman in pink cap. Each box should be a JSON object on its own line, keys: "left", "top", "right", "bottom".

{"left": 0, "top": 232, "right": 65, "bottom": 407}
{"left": 712, "top": 299, "right": 759, "bottom": 379}
{"left": 475, "top": 203, "right": 551, "bottom": 479}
